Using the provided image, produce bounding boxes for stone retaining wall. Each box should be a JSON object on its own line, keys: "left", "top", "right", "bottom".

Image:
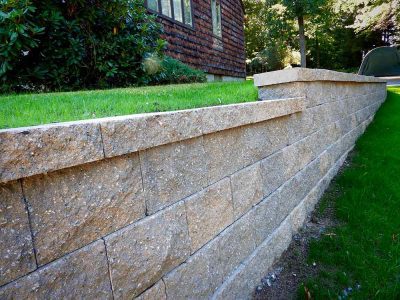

{"left": 0, "top": 68, "right": 386, "bottom": 299}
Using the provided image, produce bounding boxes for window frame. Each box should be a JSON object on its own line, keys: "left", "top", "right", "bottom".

{"left": 211, "top": 0, "right": 222, "bottom": 39}
{"left": 145, "top": 0, "right": 195, "bottom": 30}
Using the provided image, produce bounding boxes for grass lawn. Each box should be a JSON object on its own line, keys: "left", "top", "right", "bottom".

{"left": 0, "top": 81, "right": 257, "bottom": 129}
{"left": 298, "top": 87, "right": 400, "bottom": 299}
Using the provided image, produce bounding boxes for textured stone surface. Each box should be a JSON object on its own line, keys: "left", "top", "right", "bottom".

{"left": 249, "top": 193, "right": 280, "bottom": 246}
{"left": 212, "top": 219, "right": 293, "bottom": 300}
{"left": 204, "top": 117, "right": 289, "bottom": 185}
{"left": 136, "top": 280, "right": 166, "bottom": 300}
{"left": 200, "top": 98, "right": 305, "bottom": 135}
{"left": 0, "top": 122, "right": 103, "bottom": 183}
{"left": 254, "top": 68, "right": 386, "bottom": 87}
{"left": 104, "top": 202, "right": 190, "bottom": 298}
{"left": 164, "top": 239, "right": 222, "bottom": 299}
{"left": 23, "top": 153, "right": 145, "bottom": 266}
{"left": 185, "top": 178, "right": 234, "bottom": 253}
{"left": 165, "top": 212, "right": 256, "bottom": 299}
{"left": 0, "top": 181, "right": 36, "bottom": 286}
{"left": 203, "top": 126, "right": 248, "bottom": 184}
{"left": 141, "top": 137, "right": 208, "bottom": 214}
{"left": 0, "top": 240, "right": 112, "bottom": 299}
{"left": 230, "top": 162, "right": 263, "bottom": 219}
{"left": 101, "top": 110, "right": 202, "bottom": 158}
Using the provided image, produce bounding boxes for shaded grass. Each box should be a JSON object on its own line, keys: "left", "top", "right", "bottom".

{"left": 0, "top": 81, "right": 257, "bottom": 129}
{"left": 298, "top": 87, "right": 400, "bottom": 299}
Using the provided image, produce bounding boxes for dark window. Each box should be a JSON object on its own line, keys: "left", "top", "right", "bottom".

{"left": 146, "top": 0, "right": 193, "bottom": 27}
{"left": 211, "top": 0, "right": 222, "bottom": 37}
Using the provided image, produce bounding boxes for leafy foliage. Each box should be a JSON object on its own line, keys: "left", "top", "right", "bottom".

{"left": 150, "top": 56, "right": 206, "bottom": 84}
{"left": 0, "top": 0, "right": 165, "bottom": 92}
{"left": 244, "top": 0, "right": 400, "bottom": 73}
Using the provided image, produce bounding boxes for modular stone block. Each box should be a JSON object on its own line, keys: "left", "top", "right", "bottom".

{"left": 230, "top": 162, "right": 263, "bottom": 219}
{"left": 216, "top": 212, "right": 257, "bottom": 280}
{"left": 136, "top": 280, "right": 166, "bottom": 300}
{"left": 248, "top": 192, "right": 280, "bottom": 246}
{"left": 165, "top": 213, "right": 257, "bottom": 299}
{"left": 104, "top": 202, "right": 190, "bottom": 299}
{"left": 0, "top": 240, "right": 112, "bottom": 299}
{"left": 243, "top": 116, "right": 289, "bottom": 163}
{"left": 164, "top": 238, "right": 222, "bottom": 299}
{"left": 101, "top": 110, "right": 202, "bottom": 158}
{"left": 0, "top": 122, "right": 104, "bottom": 183}
{"left": 23, "top": 153, "right": 145, "bottom": 266}
{"left": 203, "top": 126, "right": 249, "bottom": 184}
{"left": 0, "top": 181, "right": 36, "bottom": 286}
{"left": 260, "top": 150, "right": 286, "bottom": 197}
{"left": 141, "top": 137, "right": 208, "bottom": 214}
{"left": 185, "top": 178, "right": 234, "bottom": 253}
{"left": 212, "top": 218, "right": 293, "bottom": 300}
{"left": 200, "top": 98, "right": 304, "bottom": 135}
{"left": 204, "top": 117, "right": 290, "bottom": 185}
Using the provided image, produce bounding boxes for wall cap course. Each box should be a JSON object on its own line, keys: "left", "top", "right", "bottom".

{"left": 0, "top": 97, "right": 305, "bottom": 183}
{"left": 254, "top": 68, "right": 387, "bottom": 87}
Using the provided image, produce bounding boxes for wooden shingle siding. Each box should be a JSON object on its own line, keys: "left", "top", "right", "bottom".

{"left": 157, "top": 0, "right": 246, "bottom": 78}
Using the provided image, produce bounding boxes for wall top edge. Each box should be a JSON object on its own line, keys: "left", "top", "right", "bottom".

{"left": 0, "top": 97, "right": 305, "bottom": 184}
{"left": 253, "top": 68, "right": 387, "bottom": 87}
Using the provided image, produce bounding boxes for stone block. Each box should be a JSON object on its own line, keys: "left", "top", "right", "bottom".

{"left": 23, "top": 153, "right": 145, "bottom": 266}
{"left": 101, "top": 110, "right": 202, "bottom": 158}
{"left": 165, "top": 213, "right": 256, "bottom": 300}
{"left": 136, "top": 280, "right": 166, "bottom": 300}
{"left": 248, "top": 193, "right": 280, "bottom": 246}
{"left": 104, "top": 202, "right": 190, "bottom": 299}
{"left": 164, "top": 239, "right": 222, "bottom": 300}
{"left": 243, "top": 116, "right": 289, "bottom": 163}
{"left": 0, "top": 122, "right": 104, "bottom": 183}
{"left": 200, "top": 98, "right": 304, "bottom": 135}
{"left": 185, "top": 178, "right": 234, "bottom": 253}
{"left": 203, "top": 126, "right": 249, "bottom": 184}
{"left": 230, "top": 162, "right": 263, "bottom": 219}
{"left": 212, "top": 218, "right": 293, "bottom": 300}
{"left": 216, "top": 213, "right": 257, "bottom": 280}
{"left": 0, "top": 240, "right": 112, "bottom": 299}
{"left": 260, "top": 150, "right": 286, "bottom": 197}
{"left": 141, "top": 137, "right": 208, "bottom": 214}
{"left": 0, "top": 181, "right": 36, "bottom": 286}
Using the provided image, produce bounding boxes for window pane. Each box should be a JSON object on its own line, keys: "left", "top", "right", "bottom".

{"left": 147, "top": 0, "right": 159, "bottom": 12}
{"left": 161, "top": 0, "right": 172, "bottom": 17}
{"left": 173, "top": 0, "right": 183, "bottom": 22}
{"left": 211, "top": 0, "right": 221, "bottom": 37}
{"left": 183, "top": 0, "right": 192, "bottom": 26}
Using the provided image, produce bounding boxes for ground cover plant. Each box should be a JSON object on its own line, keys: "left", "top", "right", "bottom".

{"left": 297, "top": 87, "right": 400, "bottom": 299}
{"left": 0, "top": 80, "right": 257, "bottom": 129}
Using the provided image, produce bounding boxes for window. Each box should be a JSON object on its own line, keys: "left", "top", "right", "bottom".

{"left": 211, "top": 0, "right": 222, "bottom": 37}
{"left": 146, "top": 0, "right": 193, "bottom": 27}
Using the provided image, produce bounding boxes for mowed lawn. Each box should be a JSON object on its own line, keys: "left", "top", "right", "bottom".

{"left": 0, "top": 81, "right": 258, "bottom": 129}
{"left": 299, "top": 87, "right": 400, "bottom": 299}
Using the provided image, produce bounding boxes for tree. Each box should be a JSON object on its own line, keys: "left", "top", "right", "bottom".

{"left": 335, "top": 0, "right": 400, "bottom": 44}
{"left": 282, "top": 0, "right": 327, "bottom": 67}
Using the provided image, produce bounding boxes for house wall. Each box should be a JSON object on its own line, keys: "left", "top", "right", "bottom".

{"left": 0, "top": 69, "right": 386, "bottom": 299}
{"left": 158, "top": 0, "right": 246, "bottom": 78}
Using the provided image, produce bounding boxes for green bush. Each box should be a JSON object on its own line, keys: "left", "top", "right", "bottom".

{"left": 0, "top": 0, "right": 165, "bottom": 92}
{"left": 149, "top": 56, "right": 207, "bottom": 84}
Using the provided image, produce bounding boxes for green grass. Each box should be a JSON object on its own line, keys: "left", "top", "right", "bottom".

{"left": 298, "top": 87, "right": 400, "bottom": 299}
{"left": 0, "top": 81, "right": 257, "bottom": 129}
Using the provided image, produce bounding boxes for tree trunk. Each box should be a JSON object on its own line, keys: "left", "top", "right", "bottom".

{"left": 298, "top": 15, "right": 306, "bottom": 68}
{"left": 316, "top": 35, "right": 320, "bottom": 68}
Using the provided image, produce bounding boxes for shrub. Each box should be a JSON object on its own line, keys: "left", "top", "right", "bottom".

{"left": 149, "top": 56, "right": 207, "bottom": 84}
{"left": 246, "top": 45, "right": 301, "bottom": 75}
{"left": 0, "top": 0, "right": 165, "bottom": 92}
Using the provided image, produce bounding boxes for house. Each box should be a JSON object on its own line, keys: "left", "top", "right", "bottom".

{"left": 145, "top": 0, "right": 246, "bottom": 81}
